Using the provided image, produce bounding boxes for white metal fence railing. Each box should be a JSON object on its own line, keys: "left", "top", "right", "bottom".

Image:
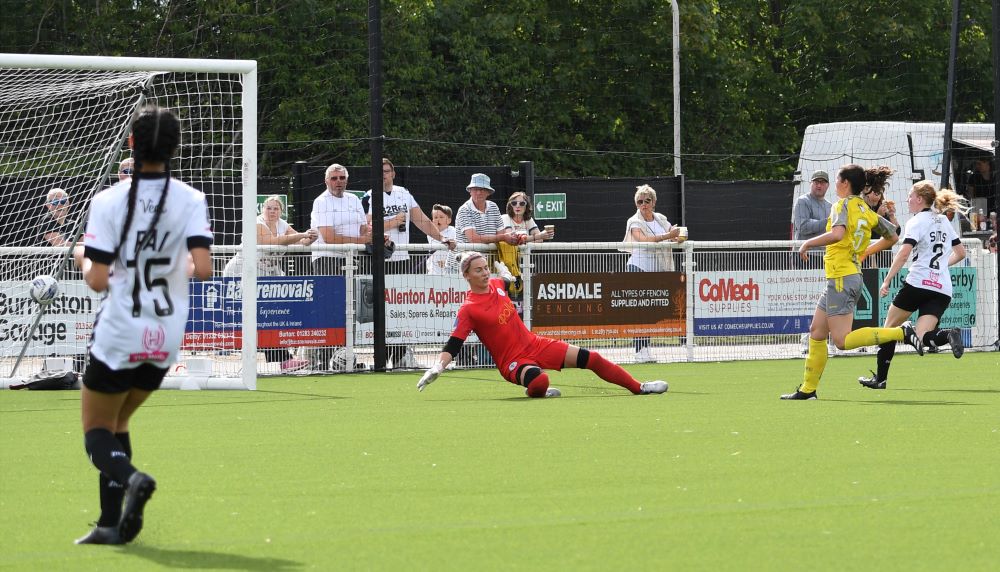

{"left": 2, "top": 240, "right": 996, "bottom": 384}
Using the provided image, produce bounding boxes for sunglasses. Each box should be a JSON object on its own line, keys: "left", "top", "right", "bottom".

{"left": 50, "top": 198, "right": 68, "bottom": 206}
{"left": 509, "top": 201, "right": 527, "bottom": 207}
{"left": 636, "top": 198, "right": 653, "bottom": 205}
{"left": 121, "top": 168, "right": 133, "bottom": 175}
{"left": 328, "top": 176, "right": 347, "bottom": 181}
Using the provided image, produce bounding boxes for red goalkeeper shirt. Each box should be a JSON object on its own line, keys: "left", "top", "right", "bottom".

{"left": 451, "top": 278, "right": 535, "bottom": 369}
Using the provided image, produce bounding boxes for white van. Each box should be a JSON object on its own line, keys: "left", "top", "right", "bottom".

{"left": 793, "top": 121, "right": 995, "bottom": 232}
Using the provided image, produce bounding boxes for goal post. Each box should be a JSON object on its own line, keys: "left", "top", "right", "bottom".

{"left": 0, "top": 53, "right": 258, "bottom": 390}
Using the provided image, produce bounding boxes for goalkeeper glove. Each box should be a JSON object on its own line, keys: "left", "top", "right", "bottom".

{"left": 417, "top": 362, "right": 444, "bottom": 391}
{"left": 494, "top": 261, "right": 515, "bottom": 282}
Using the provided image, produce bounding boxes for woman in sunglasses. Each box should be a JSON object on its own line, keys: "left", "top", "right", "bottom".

{"left": 622, "top": 185, "right": 682, "bottom": 363}
{"left": 501, "top": 192, "right": 553, "bottom": 243}
{"left": 41, "top": 187, "right": 74, "bottom": 247}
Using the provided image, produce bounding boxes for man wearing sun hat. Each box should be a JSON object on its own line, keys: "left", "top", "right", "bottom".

{"left": 454, "top": 173, "right": 520, "bottom": 247}
{"left": 453, "top": 173, "right": 520, "bottom": 367}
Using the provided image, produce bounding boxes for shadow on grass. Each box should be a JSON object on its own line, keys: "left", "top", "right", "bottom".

{"left": 892, "top": 388, "right": 1000, "bottom": 395}
{"left": 826, "top": 398, "right": 980, "bottom": 406}
{"left": 124, "top": 545, "right": 302, "bottom": 570}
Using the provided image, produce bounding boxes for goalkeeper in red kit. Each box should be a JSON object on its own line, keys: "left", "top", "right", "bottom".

{"left": 417, "top": 252, "right": 668, "bottom": 398}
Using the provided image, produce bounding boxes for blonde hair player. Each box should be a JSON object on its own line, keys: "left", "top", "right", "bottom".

{"left": 858, "top": 181, "right": 968, "bottom": 389}
{"left": 72, "top": 105, "right": 214, "bottom": 544}
{"left": 782, "top": 164, "right": 922, "bottom": 400}
{"left": 416, "top": 252, "right": 668, "bottom": 398}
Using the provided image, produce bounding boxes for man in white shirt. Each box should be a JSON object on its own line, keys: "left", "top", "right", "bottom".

{"left": 361, "top": 158, "right": 454, "bottom": 368}
{"left": 362, "top": 158, "right": 452, "bottom": 270}
{"left": 310, "top": 163, "right": 372, "bottom": 275}
{"left": 306, "top": 163, "right": 377, "bottom": 371}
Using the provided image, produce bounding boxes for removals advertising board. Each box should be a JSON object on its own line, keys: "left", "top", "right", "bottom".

{"left": 186, "top": 276, "right": 346, "bottom": 349}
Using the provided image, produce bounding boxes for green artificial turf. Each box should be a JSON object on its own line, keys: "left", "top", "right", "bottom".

{"left": 1, "top": 352, "right": 998, "bottom": 571}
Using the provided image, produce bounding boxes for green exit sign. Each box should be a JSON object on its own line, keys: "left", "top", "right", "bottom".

{"left": 533, "top": 193, "right": 566, "bottom": 220}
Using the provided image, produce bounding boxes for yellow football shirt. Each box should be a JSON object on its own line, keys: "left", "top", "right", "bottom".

{"left": 823, "top": 195, "right": 895, "bottom": 279}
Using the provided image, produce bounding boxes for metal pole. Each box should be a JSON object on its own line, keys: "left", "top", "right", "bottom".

{"left": 671, "top": 0, "right": 681, "bottom": 177}
{"left": 991, "top": 0, "right": 999, "bottom": 344}
{"left": 941, "top": 0, "right": 961, "bottom": 189}
{"left": 369, "top": 0, "right": 386, "bottom": 370}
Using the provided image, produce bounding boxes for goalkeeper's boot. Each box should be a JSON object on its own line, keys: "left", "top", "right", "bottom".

{"left": 780, "top": 386, "right": 817, "bottom": 400}
{"left": 901, "top": 322, "right": 924, "bottom": 356}
{"left": 75, "top": 525, "right": 122, "bottom": 545}
{"left": 545, "top": 387, "right": 561, "bottom": 398}
{"left": 947, "top": 328, "right": 964, "bottom": 359}
{"left": 858, "top": 370, "right": 886, "bottom": 390}
{"left": 639, "top": 380, "right": 669, "bottom": 394}
{"left": 119, "top": 472, "right": 156, "bottom": 543}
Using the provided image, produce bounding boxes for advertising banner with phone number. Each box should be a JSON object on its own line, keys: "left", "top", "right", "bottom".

{"left": 530, "top": 272, "right": 686, "bottom": 339}
{"left": 185, "top": 276, "right": 346, "bottom": 349}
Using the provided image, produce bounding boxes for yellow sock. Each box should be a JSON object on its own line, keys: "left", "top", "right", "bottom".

{"left": 800, "top": 337, "right": 828, "bottom": 393}
{"left": 843, "top": 327, "right": 903, "bottom": 350}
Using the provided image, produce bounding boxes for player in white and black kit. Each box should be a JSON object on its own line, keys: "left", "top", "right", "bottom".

{"left": 859, "top": 181, "right": 967, "bottom": 390}
{"left": 72, "top": 106, "right": 214, "bottom": 545}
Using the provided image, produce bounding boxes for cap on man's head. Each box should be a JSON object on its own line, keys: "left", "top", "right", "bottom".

{"left": 466, "top": 173, "right": 494, "bottom": 193}
{"left": 810, "top": 170, "right": 829, "bottom": 182}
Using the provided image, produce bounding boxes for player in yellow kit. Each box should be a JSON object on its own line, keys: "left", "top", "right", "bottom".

{"left": 782, "top": 165, "right": 922, "bottom": 400}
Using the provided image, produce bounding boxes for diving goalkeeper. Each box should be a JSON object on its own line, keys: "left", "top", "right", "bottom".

{"left": 417, "top": 252, "right": 668, "bottom": 398}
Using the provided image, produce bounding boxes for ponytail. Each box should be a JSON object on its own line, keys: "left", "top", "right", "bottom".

{"left": 114, "top": 161, "right": 141, "bottom": 260}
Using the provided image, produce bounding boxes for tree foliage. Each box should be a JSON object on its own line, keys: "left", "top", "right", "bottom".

{"left": 1, "top": 0, "right": 994, "bottom": 179}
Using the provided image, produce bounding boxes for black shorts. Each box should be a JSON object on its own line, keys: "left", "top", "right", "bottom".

{"left": 82, "top": 357, "right": 168, "bottom": 393}
{"left": 891, "top": 283, "right": 952, "bottom": 320}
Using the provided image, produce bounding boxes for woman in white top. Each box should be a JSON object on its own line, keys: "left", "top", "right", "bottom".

{"left": 623, "top": 185, "right": 682, "bottom": 362}
{"left": 223, "top": 195, "right": 317, "bottom": 372}
{"left": 859, "top": 181, "right": 968, "bottom": 390}
{"left": 224, "top": 195, "right": 317, "bottom": 277}
{"left": 72, "top": 105, "right": 214, "bottom": 545}
{"left": 624, "top": 185, "right": 681, "bottom": 272}
{"left": 500, "top": 191, "right": 554, "bottom": 243}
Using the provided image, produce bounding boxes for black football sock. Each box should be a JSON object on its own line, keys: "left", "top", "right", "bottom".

{"left": 84, "top": 428, "right": 137, "bottom": 486}
{"left": 876, "top": 341, "right": 896, "bottom": 382}
{"left": 929, "top": 329, "right": 951, "bottom": 347}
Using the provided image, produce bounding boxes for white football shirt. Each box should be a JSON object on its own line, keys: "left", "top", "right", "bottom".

{"left": 902, "top": 209, "right": 961, "bottom": 297}
{"left": 84, "top": 175, "right": 213, "bottom": 370}
{"left": 362, "top": 185, "right": 419, "bottom": 262}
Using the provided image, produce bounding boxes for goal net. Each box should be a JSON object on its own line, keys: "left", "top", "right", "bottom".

{"left": 0, "top": 54, "right": 258, "bottom": 390}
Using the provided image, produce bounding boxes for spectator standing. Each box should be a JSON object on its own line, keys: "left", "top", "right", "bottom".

{"left": 965, "top": 157, "right": 996, "bottom": 215}
{"left": 622, "top": 184, "right": 681, "bottom": 363}
{"left": 455, "top": 173, "right": 519, "bottom": 367}
{"left": 308, "top": 164, "right": 376, "bottom": 370}
{"left": 455, "top": 173, "right": 519, "bottom": 248}
{"left": 499, "top": 191, "right": 554, "bottom": 316}
{"left": 362, "top": 158, "right": 453, "bottom": 368}
{"left": 500, "top": 192, "right": 553, "bottom": 244}
{"left": 223, "top": 195, "right": 318, "bottom": 372}
{"left": 792, "top": 170, "right": 833, "bottom": 266}
{"left": 118, "top": 158, "right": 134, "bottom": 182}
{"left": 426, "top": 204, "right": 458, "bottom": 275}
{"left": 40, "top": 187, "right": 75, "bottom": 247}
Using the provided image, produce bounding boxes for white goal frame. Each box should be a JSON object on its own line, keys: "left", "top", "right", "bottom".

{"left": 0, "top": 53, "right": 258, "bottom": 390}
